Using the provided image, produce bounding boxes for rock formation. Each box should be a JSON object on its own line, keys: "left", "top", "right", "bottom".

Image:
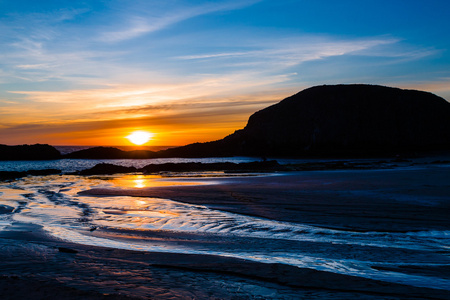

{"left": 63, "top": 147, "right": 156, "bottom": 159}
{"left": 159, "top": 84, "right": 450, "bottom": 157}
{"left": 8, "top": 85, "right": 449, "bottom": 160}
{"left": 0, "top": 144, "right": 61, "bottom": 160}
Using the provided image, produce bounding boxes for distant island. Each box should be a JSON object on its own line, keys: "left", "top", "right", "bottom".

{"left": 0, "top": 144, "right": 61, "bottom": 160}
{"left": 2, "top": 84, "right": 450, "bottom": 160}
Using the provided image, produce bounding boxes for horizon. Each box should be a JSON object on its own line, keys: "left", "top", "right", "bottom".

{"left": 1, "top": 1, "right": 450, "bottom": 146}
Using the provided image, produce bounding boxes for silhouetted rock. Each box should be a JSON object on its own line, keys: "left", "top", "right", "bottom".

{"left": 0, "top": 205, "right": 14, "bottom": 214}
{"left": 77, "top": 163, "right": 138, "bottom": 175}
{"left": 157, "top": 85, "right": 450, "bottom": 157}
{"left": 57, "top": 247, "right": 78, "bottom": 254}
{"left": 0, "top": 144, "right": 61, "bottom": 160}
{"left": 0, "top": 171, "right": 27, "bottom": 181}
{"left": 140, "top": 160, "right": 284, "bottom": 173}
{"left": 63, "top": 147, "right": 156, "bottom": 159}
{"left": 73, "top": 161, "right": 284, "bottom": 176}
{"left": 0, "top": 169, "right": 61, "bottom": 181}
{"left": 27, "top": 169, "right": 61, "bottom": 176}
{"left": 6, "top": 85, "right": 448, "bottom": 160}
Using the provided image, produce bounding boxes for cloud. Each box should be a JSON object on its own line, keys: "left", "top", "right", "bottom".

{"left": 3, "top": 72, "right": 293, "bottom": 125}
{"left": 1, "top": 1, "right": 447, "bottom": 145}
{"left": 175, "top": 51, "right": 252, "bottom": 60}
{"left": 0, "top": 88, "right": 286, "bottom": 145}
{"left": 99, "top": 0, "right": 262, "bottom": 42}
{"left": 175, "top": 37, "right": 400, "bottom": 67}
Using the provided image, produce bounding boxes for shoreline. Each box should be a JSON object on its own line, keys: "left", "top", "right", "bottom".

{"left": 81, "top": 166, "right": 450, "bottom": 232}
{"left": 1, "top": 154, "right": 449, "bottom": 182}
{"left": 1, "top": 166, "right": 449, "bottom": 299}
{"left": 1, "top": 222, "right": 449, "bottom": 300}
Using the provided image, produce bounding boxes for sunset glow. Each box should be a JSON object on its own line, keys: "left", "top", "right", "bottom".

{"left": 0, "top": 1, "right": 449, "bottom": 146}
{"left": 126, "top": 131, "right": 153, "bottom": 145}
{"left": 1, "top": 2, "right": 449, "bottom": 299}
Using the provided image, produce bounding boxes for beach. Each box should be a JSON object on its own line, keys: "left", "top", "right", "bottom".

{"left": 0, "top": 164, "right": 449, "bottom": 299}
{"left": 3, "top": 0, "right": 450, "bottom": 298}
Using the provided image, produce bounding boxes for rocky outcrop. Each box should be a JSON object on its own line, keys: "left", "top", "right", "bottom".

{"left": 159, "top": 85, "right": 450, "bottom": 157}
{"left": 140, "top": 160, "right": 283, "bottom": 173}
{"left": 0, "top": 144, "right": 61, "bottom": 160}
{"left": 73, "top": 160, "right": 284, "bottom": 175}
{"left": 0, "top": 169, "right": 61, "bottom": 181}
{"left": 63, "top": 147, "right": 156, "bottom": 159}
{"left": 4, "top": 85, "right": 449, "bottom": 160}
{"left": 76, "top": 163, "right": 138, "bottom": 175}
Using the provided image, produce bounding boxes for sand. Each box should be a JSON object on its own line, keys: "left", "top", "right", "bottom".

{"left": 1, "top": 165, "right": 449, "bottom": 299}
{"left": 83, "top": 167, "right": 450, "bottom": 232}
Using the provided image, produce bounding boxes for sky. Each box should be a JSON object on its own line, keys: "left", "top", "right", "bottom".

{"left": 1, "top": 0, "right": 450, "bottom": 146}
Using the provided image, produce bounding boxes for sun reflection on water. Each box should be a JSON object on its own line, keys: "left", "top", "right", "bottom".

{"left": 109, "top": 174, "right": 208, "bottom": 189}
{"left": 133, "top": 178, "right": 146, "bottom": 188}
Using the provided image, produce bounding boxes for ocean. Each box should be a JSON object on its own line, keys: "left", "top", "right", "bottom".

{"left": 1, "top": 147, "right": 449, "bottom": 298}
{"left": 0, "top": 145, "right": 351, "bottom": 173}
{"left": 0, "top": 168, "right": 449, "bottom": 295}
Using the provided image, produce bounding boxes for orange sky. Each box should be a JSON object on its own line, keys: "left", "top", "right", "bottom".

{"left": 1, "top": 1, "right": 450, "bottom": 146}
{"left": 0, "top": 85, "right": 295, "bottom": 146}
{"left": 2, "top": 81, "right": 449, "bottom": 146}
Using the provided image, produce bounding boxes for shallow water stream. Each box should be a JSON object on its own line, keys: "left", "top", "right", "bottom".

{"left": 1, "top": 173, "right": 449, "bottom": 293}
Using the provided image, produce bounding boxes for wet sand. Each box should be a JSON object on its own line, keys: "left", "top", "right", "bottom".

{"left": 1, "top": 166, "right": 450, "bottom": 299}
{"left": 83, "top": 167, "right": 450, "bottom": 232}
{"left": 1, "top": 222, "right": 449, "bottom": 300}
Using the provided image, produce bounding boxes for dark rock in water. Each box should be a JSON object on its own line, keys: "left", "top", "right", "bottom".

{"left": 0, "top": 205, "right": 15, "bottom": 214}
{"left": 0, "top": 171, "right": 27, "bottom": 181}
{"left": 78, "top": 163, "right": 138, "bottom": 175}
{"left": 0, "top": 144, "right": 61, "bottom": 160}
{"left": 0, "top": 169, "right": 61, "bottom": 181}
{"left": 58, "top": 247, "right": 78, "bottom": 254}
{"left": 63, "top": 146, "right": 156, "bottom": 159}
{"left": 27, "top": 169, "right": 61, "bottom": 176}
{"left": 74, "top": 161, "right": 284, "bottom": 176}
{"left": 158, "top": 85, "right": 450, "bottom": 157}
{"left": 140, "top": 160, "right": 284, "bottom": 173}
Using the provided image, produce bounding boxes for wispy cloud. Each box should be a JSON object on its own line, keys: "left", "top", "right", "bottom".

{"left": 99, "top": 0, "right": 261, "bottom": 42}
{"left": 175, "top": 37, "right": 400, "bottom": 66}
{"left": 4, "top": 71, "right": 293, "bottom": 121}
{"left": 0, "top": 86, "right": 287, "bottom": 145}
{"left": 175, "top": 51, "right": 252, "bottom": 60}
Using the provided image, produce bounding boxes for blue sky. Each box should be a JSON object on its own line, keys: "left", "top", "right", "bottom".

{"left": 1, "top": 0, "right": 450, "bottom": 145}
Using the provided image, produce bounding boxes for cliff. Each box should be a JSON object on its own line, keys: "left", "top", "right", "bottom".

{"left": 159, "top": 84, "right": 450, "bottom": 157}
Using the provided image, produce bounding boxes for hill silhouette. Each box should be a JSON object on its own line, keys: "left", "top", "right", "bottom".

{"left": 63, "top": 147, "right": 156, "bottom": 159}
{"left": 0, "top": 144, "right": 61, "bottom": 160}
{"left": 14, "top": 84, "right": 448, "bottom": 160}
{"left": 157, "top": 84, "right": 450, "bottom": 157}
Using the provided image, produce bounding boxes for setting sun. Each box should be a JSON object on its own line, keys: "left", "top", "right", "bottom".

{"left": 126, "top": 131, "right": 153, "bottom": 145}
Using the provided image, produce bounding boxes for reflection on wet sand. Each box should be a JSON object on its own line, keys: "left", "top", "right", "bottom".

{"left": 1, "top": 169, "right": 450, "bottom": 298}
{"left": 109, "top": 174, "right": 211, "bottom": 189}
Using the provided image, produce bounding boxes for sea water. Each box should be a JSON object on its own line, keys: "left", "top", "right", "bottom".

{"left": 0, "top": 157, "right": 265, "bottom": 173}
{"left": 0, "top": 172, "right": 449, "bottom": 292}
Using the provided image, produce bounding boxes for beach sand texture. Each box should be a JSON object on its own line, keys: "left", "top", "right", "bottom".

{"left": 0, "top": 165, "right": 449, "bottom": 299}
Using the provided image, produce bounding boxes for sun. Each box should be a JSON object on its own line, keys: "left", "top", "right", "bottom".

{"left": 126, "top": 131, "right": 153, "bottom": 145}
